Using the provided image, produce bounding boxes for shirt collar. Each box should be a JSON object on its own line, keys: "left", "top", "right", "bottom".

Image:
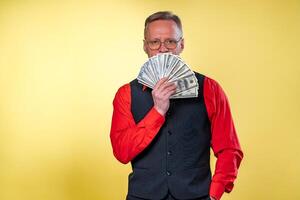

{"left": 142, "top": 85, "right": 147, "bottom": 91}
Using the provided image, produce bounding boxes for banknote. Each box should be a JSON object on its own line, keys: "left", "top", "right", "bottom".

{"left": 137, "top": 53, "right": 198, "bottom": 98}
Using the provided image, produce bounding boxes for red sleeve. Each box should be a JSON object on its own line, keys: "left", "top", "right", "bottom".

{"left": 203, "top": 77, "right": 244, "bottom": 200}
{"left": 110, "top": 83, "right": 165, "bottom": 164}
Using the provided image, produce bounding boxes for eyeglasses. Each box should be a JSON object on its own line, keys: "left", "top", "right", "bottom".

{"left": 145, "top": 38, "right": 182, "bottom": 50}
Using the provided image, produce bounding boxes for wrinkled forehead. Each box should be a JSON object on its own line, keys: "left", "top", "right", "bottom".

{"left": 144, "top": 20, "right": 182, "bottom": 39}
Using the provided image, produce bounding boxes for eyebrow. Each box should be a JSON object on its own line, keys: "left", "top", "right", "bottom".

{"left": 148, "top": 38, "right": 178, "bottom": 41}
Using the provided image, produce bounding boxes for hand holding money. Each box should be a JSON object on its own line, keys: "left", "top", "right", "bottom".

{"left": 137, "top": 53, "right": 198, "bottom": 99}
{"left": 152, "top": 77, "right": 177, "bottom": 116}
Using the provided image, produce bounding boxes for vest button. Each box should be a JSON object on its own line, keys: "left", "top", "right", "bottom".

{"left": 166, "top": 171, "right": 171, "bottom": 176}
{"left": 167, "top": 151, "right": 172, "bottom": 156}
{"left": 168, "top": 130, "right": 172, "bottom": 135}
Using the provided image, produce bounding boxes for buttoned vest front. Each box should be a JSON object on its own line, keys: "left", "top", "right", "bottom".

{"left": 128, "top": 72, "right": 212, "bottom": 199}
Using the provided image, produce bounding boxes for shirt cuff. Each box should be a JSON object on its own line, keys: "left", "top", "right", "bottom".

{"left": 210, "top": 181, "right": 225, "bottom": 200}
{"left": 141, "top": 107, "right": 165, "bottom": 128}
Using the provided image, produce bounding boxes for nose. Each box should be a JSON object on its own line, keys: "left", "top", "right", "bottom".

{"left": 158, "top": 43, "right": 169, "bottom": 53}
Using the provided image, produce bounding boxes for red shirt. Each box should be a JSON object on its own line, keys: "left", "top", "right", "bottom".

{"left": 110, "top": 76, "right": 243, "bottom": 200}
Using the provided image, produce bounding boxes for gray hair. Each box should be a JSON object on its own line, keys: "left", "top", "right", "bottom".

{"left": 144, "top": 11, "right": 183, "bottom": 38}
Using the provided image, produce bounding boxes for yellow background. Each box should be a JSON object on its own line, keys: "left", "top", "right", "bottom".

{"left": 0, "top": 0, "right": 299, "bottom": 199}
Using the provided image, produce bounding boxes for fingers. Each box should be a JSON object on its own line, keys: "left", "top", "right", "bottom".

{"left": 155, "top": 78, "right": 176, "bottom": 92}
{"left": 154, "top": 84, "right": 177, "bottom": 100}
{"left": 151, "top": 78, "right": 176, "bottom": 116}
{"left": 152, "top": 78, "right": 177, "bottom": 100}
{"left": 159, "top": 81, "right": 176, "bottom": 92}
{"left": 161, "top": 84, "right": 177, "bottom": 97}
{"left": 154, "top": 77, "right": 169, "bottom": 91}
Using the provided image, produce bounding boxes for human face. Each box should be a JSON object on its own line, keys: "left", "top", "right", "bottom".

{"left": 143, "top": 20, "right": 184, "bottom": 58}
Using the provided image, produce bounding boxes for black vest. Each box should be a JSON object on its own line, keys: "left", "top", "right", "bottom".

{"left": 128, "top": 72, "right": 212, "bottom": 199}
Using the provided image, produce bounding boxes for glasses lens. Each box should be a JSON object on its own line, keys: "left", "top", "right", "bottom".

{"left": 165, "top": 39, "right": 178, "bottom": 49}
{"left": 148, "top": 40, "right": 161, "bottom": 50}
{"left": 146, "top": 38, "right": 180, "bottom": 50}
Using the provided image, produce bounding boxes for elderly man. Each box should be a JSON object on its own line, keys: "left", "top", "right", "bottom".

{"left": 110, "top": 11, "right": 243, "bottom": 200}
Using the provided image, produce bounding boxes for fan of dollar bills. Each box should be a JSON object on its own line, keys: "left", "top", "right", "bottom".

{"left": 137, "top": 53, "right": 198, "bottom": 99}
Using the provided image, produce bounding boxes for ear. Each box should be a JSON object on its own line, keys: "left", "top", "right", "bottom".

{"left": 179, "top": 38, "right": 184, "bottom": 53}
{"left": 143, "top": 40, "right": 147, "bottom": 54}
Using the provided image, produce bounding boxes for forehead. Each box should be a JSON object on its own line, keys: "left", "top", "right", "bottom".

{"left": 145, "top": 20, "right": 181, "bottom": 39}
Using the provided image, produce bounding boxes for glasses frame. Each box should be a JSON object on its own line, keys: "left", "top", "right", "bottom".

{"left": 144, "top": 37, "right": 183, "bottom": 50}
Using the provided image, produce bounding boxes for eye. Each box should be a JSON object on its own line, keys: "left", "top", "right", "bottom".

{"left": 165, "top": 39, "right": 177, "bottom": 45}
{"left": 150, "top": 40, "right": 160, "bottom": 45}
